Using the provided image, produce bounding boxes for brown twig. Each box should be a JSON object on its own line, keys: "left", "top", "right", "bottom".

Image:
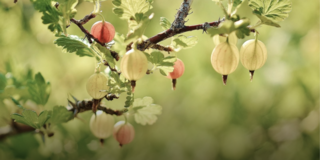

{"left": 0, "top": 97, "right": 127, "bottom": 141}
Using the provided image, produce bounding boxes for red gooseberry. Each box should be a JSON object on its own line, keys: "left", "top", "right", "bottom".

{"left": 166, "top": 59, "right": 185, "bottom": 90}
{"left": 91, "top": 21, "right": 115, "bottom": 43}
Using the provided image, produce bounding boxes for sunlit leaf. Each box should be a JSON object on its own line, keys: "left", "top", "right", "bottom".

{"left": 54, "top": 35, "right": 96, "bottom": 57}
{"left": 133, "top": 97, "right": 162, "bottom": 125}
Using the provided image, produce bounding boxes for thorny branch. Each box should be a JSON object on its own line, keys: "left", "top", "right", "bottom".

{"left": 0, "top": 97, "right": 127, "bottom": 141}
{"left": 5, "top": 0, "right": 258, "bottom": 141}
{"left": 70, "top": 18, "right": 121, "bottom": 73}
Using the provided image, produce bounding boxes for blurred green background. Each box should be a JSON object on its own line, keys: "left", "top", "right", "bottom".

{"left": 0, "top": 0, "right": 319, "bottom": 160}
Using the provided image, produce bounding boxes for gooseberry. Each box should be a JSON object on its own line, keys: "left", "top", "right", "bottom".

{"left": 113, "top": 121, "right": 135, "bottom": 147}
{"left": 91, "top": 21, "right": 115, "bottom": 43}
{"left": 166, "top": 58, "right": 185, "bottom": 90}
{"left": 86, "top": 72, "right": 109, "bottom": 99}
{"left": 89, "top": 111, "right": 114, "bottom": 139}
{"left": 120, "top": 47, "right": 148, "bottom": 92}
{"left": 211, "top": 42, "right": 239, "bottom": 85}
{"left": 213, "top": 32, "right": 238, "bottom": 46}
{"left": 240, "top": 39, "right": 267, "bottom": 81}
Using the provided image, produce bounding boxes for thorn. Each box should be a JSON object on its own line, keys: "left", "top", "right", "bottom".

{"left": 172, "top": 79, "right": 177, "bottom": 90}
{"left": 222, "top": 75, "right": 228, "bottom": 85}
{"left": 70, "top": 95, "right": 79, "bottom": 102}
{"left": 249, "top": 70, "right": 255, "bottom": 82}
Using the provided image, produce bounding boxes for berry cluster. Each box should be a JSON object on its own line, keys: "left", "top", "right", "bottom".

{"left": 211, "top": 33, "right": 267, "bottom": 84}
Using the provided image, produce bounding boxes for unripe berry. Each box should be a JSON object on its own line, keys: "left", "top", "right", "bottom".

{"left": 86, "top": 72, "right": 109, "bottom": 99}
{"left": 120, "top": 47, "right": 148, "bottom": 92}
{"left": 90, "top": 111, "right": 115, "bottom": 139}
{"left": 91, "top": 21, "right": 115, "bottom": 43}
{"left": 240, "top": 39, "right": 267, "bottom": 81}
{"left": 166, "top": 59, "right": 185, "bottom": 90}
{"left": 113, "top": 121, "right": 135, "bottom": 147}
{"left": 211, "top": 42, "right": 239, "bottom": 85}
{"left": 213, "top": 32, "right": 238, "bottom": 46}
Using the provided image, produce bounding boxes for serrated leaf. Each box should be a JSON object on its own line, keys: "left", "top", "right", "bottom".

{"left": 171, "top": 36, "right": 198, "bottom": 51}
{"left": 54, "top": 35, "right": 96, "bottom": 57}
{"left": 12, "top": 110, "right": 51, "bottom": 129}
{"left": 149, "top": 52, "right": 164, "bottom": 64}
{"left": 49, "top": 106, "right": 73, "bottom": 125}
{"left": 112, "top": 0, "right": 152, "bottom": 20}
{"left": 125, "top": 13, "right": 154, "bottom": 42}
{"left": 92, "top": 43, "right": 116, "bottom": 68}
{"left": 107, "top": 71, "right": 127, "bottom": 94}
{"left": 207, "top": 19, "right": 251, "bottom": 39}
{"left": 112, "top": 33, "right": 128, "bottom": 56}
{"left": 253, "top": 12, "right": 281, "bottom": 27}
{"left": 38, "top": 110, "right": 52, "bottom": 127}
{"left": 32, "top": 0, "right": 62, "bottom": 33}
{"left": 11, "top": 97, "right": 24, "bottom": 109}
{"left": 56, "top": 0, "right": 78, "bottom": 34}
{"left": 147, "top": 52, "right": 176, "bottom": 76}
{"left": 133, "top": 97, "right": 162, "bottom": 125}
{"left": 27, "top": 73, "right": 51, "bottom": 105}
{"left": 233, "top": 0, "right": 244, "bottom": 7}
{"left": 248, "top": 0, "right": 292, "bottom": 24}
{"left": 160, "top": 17, "right": 171, "bottom": 30}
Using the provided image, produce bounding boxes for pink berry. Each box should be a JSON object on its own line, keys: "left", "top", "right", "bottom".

{"left": 91, "top": 21, "right": 115, "bottom": 43}
{"left": 113, "top": 121, "right": 135, "bottom": 147}
{"left": 166, "top": 59, "right": 185, "bottom": 79}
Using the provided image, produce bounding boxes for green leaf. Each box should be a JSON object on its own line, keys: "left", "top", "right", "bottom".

{"left": 112, "top": 0, "right": 152, "bottom": 20}
{"left": 0, "top": 73, "right": 6, "bottom": 90}
{"left": 107, "top": 71, "right": 127, "bottom": 94}
{"left": 49, "top": 106, "right": 73, "bottom": 125}
{"left": 132, "top": 97, "right": 162, "bottom": 125}
{"left": 253, "top": 12, "right": 281, "bottom": 27}
{"left": 38, "top": 110, "right": 52, "bottom": 127}
{"left": 125, "top": 13, "right": 154, "bottom": 42}
{"left": 11, "top": 97, "right": 24, "bottom": 109}
{"left": 207, "top": 19, "right": 251, "bottom": 39}
{"left": 160, "top": 17, "right": 171, "bottom": 30}
{"left": 56, "top": 0, "right": 78, "bottom": 34}
{"left": 171, "top": 35, "right": 198, "bottom": 51}
{"left": 248, "top": 0, "right": 292, "bottom": 26}
{"left": 12, "top": 110, "right": 51, "bottom": 129}
{"left": 31, "top": 0, "right": 63, "bottom": 33}
{"left": 112, "top": 33, "right": 128, "bottom": 56}
{"left": 147, "top": 52, "right": 176, "bottom": 76}
{"left": 27, "top": 73, "right": 51, "bottom": 105}
{"left": 149, "top": 52, "right": 164, "bottom": 64}
{"left": 233, "top": 0, "right": 244, "bottom": 7}
{"left": 92, "top": 43, "right": 116, "bottom": 68}
{"left": 54, "top": 35, "right": 96, "bottom": 57}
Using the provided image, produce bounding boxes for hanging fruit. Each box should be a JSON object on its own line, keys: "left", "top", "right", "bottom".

{"left": 86, "top": 72, "right": 109, "bottom": 99}
{"left": 211, "top": 40, "right": 239, "bottom": 85}
{"left": 240, "top": 39, "right": 267, "bottom": 81}
{"left": 120, "top": 45, "right": 148, "bottom": 92}
{"left": 166, "top": 58, "right": 185, "bottom": 90}
{"left": 91, "top": 21, "right": 116, "bottom": 43}
{"left": 113, "top": 121, "right": 135, "bottom": 147}
{"left": 90, "top": 111, "right": 115, "bottom": 144}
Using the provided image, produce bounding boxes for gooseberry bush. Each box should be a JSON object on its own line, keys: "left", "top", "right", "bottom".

{"left": 1, "top": 0, "right": 292, "bottom": 147}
